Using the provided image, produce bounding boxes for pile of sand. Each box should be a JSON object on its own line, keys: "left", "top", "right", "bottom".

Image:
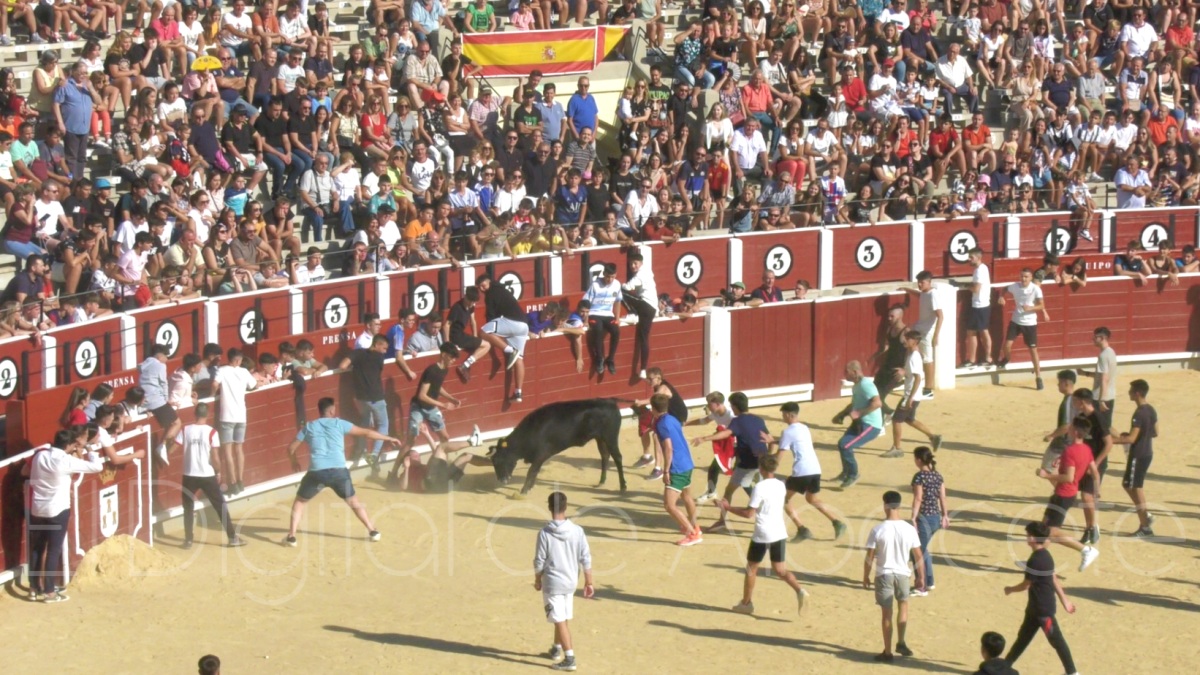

{"left": 71, "top": 535, "right": 176, "bottom": 590}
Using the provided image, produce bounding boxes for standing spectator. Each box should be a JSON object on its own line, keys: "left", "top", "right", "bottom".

{"left": 909, "top": 446, "right": 947, "bottom": 596}
{"left": 1076, "top": 326, "right": 1117, "bottom": 431}
{"left": 533, "top": 491, "right": 594, "bottom": 673}
{"left": 621, "top": 251, "right": 658, "bottom": 379}
{"left": 832, "top": 360, "right": 885, "bottom": 488}
{"left": 336, "top": 335, "right": 392, "bottom": 474}
{"left": 886, "top": 329, "right": 943, "bottom": 456}
{"left": 1113, "top": 379, "right": 1158, "bottom": 537}
{"left": 583, "top": 263, "right": 623, "bottom": 376}
{"left": 997, "top": 268, "right": 1046, "bottom": 389}
{"left": 139, "top": 343, "right": 183, "bottom": 466}
{"left": 23, "top": 428, "right": 118, "bottom": 602}
{"left": 565, "top": 77, "right": 599, "bottom": 141}
{"left": 213, "top": 348, "right": 259, "bottom": 495}
{"left": 52, "top": 61, "right": 100, "bottom": 182}
{"left": 962, "top": 248, "right": 993, "bottom": 368}
{"left": 178, "top": 403, "right": 246, "bottom": 549}
{"left": 537, "top": 83, "right": 567, "bottom": 145}
{"left": 863, "top": 490, "right": 925, "bottom": 663}
{"left": 905, "top": 270, "right": 943, "bottom": 398}
{"left": 477, "top": 274, "right": 531, "bottom": 402}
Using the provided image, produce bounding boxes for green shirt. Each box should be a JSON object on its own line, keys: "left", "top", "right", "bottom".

{"left": 466, "top": 5, "right": 494, "bottom": 31}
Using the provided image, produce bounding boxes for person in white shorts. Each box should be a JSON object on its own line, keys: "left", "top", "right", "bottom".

{"left": 905, "top": 270, "right": 942, "bottom": 398}
{"left": 533, "top": 491, "right": 594, "bottom": 673}
{"left": 863, "top": 490, "right": 925, "bottom": 663}
{"left": 476, "top": 274, "right": 531, "bottom": 403}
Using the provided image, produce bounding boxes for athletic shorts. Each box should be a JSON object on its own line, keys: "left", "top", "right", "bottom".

{"left": 1122, "top": 453, "right": 1152, "bottom": 489}
{"left": 966, "top": 306, "right": 992, "bottom": 332}
{"left": 1078, "top": 459, "right": 1107, "bottom": 496}
{"left": 666, "top": 471, "right": 691, "bottom": 492}
{"left": 149, "top": 403, "right": 179, "bottom": 428}
{"left": 712, "top": 426, "right": 735, "bottom": 474}
{"left": 730, "top": 466, "right": 758, "bottom": 492}
{"left": 785, "top": 474, "right": 821, "bottom": 495}
{"left": 423, "top": 457, "right": 465, "bottom": 493}
{"left": 481, "top": 316, "right": 530, "bottom": 356}
{"left": 1006, "top": 322, "right": 1038, "bottom": 347}
{"left": 875, "top": 573, "right": 911, "bottom": 609}
{"left": 1043, "top": 493, "right": 1076, "bottom": 528}
{"left": 451, "top": 333, "right": 482, "bottom": 353}
{"left": 543, "top": 591, "right": 573, "bottom": 624}
{"left": 747, "top": 539, "right": 786, "bottom": 564}
{"left": 218, "top": 421, "right": 246, "bottom": 444}
{"left": 892, "top": 401, "right": 921, "bottom": 425}
{"left": 918, "top": 332, "right": 934, "bottom": 364}
{"left": 637, "top": 409, "right": 654, "bottom": 436}
{"left": 408, "top": 403, "right": 446, "bottom": 438}
{"left": 297, "top": 467, "right": 355, "bottom": 500}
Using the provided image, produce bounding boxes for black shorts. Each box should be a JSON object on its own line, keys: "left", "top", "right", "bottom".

{"left": 747, "top": 539, "right": 786, "bottom": 564}
{"left": 785, "top": 474, "right": 821, "bottom": 495}
{"left": 297, "top": 467, "right": 355, "bottom": 500}
{"left": 452, "top": 333, "right": 483, "bottom": 353}
{"left": 1005, "top": 322, "right": 1038, "bottom": 347}
{"left": 966, "top": 306, "right": 992, "bottom": 332}
{"left": 893, "top": 401, "right": 920, "bottom": 424}
{"left": 873, "top": 368, "right": 902, "bottom": 393}
{"left": 1043, "top": 493, "right": 1076, "bottom": 528}
{"left": 149, "top": 403, "right": 179, "bottom": 428}
{"left": 1078, "top": 459, "right": 1107, "bottom": 496}
{"left": 1122, "top": 453, "right": 1152, "bottom": 489}
{"left": 1096, "top": 403, "right": 1114, "bottom": 436}
{"left": 423, "top": 457, "right": 465, "bottom": 494}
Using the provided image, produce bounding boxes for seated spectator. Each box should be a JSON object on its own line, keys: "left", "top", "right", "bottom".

{"left": 406, "top": 313, "right": 447, "bottom": 355}
{"left": 1114, "top": 240, "right": 1149, "bottom": 282}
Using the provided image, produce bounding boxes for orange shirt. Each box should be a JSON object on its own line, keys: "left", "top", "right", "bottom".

{"left": 1147, "top": 115, "right": 1178, "bottom": 147}
{"left": 404, "top": 219, "right": 433, "bottom": 242}
{"left": 741, "top": 83, "right": 773, "bottom": 114}
{"left": 963, "top": 124, "right": 991, "bottom": 147}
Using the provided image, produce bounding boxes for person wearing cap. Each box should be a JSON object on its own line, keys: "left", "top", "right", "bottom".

{"left": 868, "top": 58, "right": 906, "bottom": 124}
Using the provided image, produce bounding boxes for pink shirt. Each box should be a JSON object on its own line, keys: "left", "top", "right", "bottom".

{"left": 151, "top": 18, "right": 180, "bottom": 42}
{"left": 741, "top": 83, "right": 772, "bottom": 114}
{"left": 511, "top": 11, "right": 535, "bottom": 30}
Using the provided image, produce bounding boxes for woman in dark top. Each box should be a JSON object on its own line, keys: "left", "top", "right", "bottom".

{"left": 2, "top": 184, "right": 45, "bottom": 260}
{"left": 847, "top": 184, "right": 877, "bottom": 224}
{"left": 909, "top": 446, "right": 947, "bottom": 594}
{"left": 202, "top": 210, "right": 236, "bottom": 293}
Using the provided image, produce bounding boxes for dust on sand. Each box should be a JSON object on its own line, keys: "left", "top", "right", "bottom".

{"left": 4, "top": 371, "right": 1199, "bottom": 674}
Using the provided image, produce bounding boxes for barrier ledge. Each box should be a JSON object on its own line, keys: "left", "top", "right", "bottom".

{"left": 955, "top": 351, "right": 1200, "bottom": 379}
{"left": 737, "top": 384, "right": 815, "bottom": 409}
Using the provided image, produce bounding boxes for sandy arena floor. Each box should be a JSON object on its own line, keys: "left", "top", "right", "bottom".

{"left": 5, "top": 370, "right": 1199, "bottom": 674}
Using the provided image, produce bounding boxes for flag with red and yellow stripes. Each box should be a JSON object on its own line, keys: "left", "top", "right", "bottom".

{"left": 462, "top": 26, "right": 629, "bottom": 77}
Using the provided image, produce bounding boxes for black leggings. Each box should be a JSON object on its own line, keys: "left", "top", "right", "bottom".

{"left": 624, "top": 297, "right": 657, "bottom": 371}
{"left": 28, "top": 510, "right": 70, "bottom": 595}
{"left": 182, "top": 474, "right": 236, "bottom": 542}
{"left": 587, "top": 315, "right": 620, "bottom": 365}
{"left": 1005, "top": 614, "right": 1076, "bottom": 674}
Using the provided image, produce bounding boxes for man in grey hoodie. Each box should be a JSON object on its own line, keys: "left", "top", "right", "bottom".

{"left": 533, "top": 491, "right": 594, "bottom": 672}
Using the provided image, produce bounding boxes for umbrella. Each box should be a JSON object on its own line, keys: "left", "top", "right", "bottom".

{"left": 191, "top": 55, "right": 222, "bottom": 72}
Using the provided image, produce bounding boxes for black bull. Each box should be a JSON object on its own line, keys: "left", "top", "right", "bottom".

{"left": 489, "top": 399, "right": 628, "bottom": 494}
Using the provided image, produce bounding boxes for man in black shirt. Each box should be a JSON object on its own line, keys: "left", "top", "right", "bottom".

{"left": 1114, "top": 379, "right": 1158, "bottom": 537}
{"left": 1003, "top": 521, "right": 1078, "bottom": 674}
{"left": 336, "top": 335, "right": 392, "bottom": 474}
{"left": 522, "top": 142, "right": 558, "bottom": 200}
{"left": 220, "top": 107, "right": 266, "bottom": 194}
{"left": 477, "top": 275, "right": 531, "bottom": 402}
{"left": 1071, "top": 389, "right": 1113, "bottom": 545}
{"left": 254, "top": 99, "right": 304, "bottom": 199}
{"left": 512, "top": 90, "right": 543, "bottom": 153}
{"left": 646, "top": 66, "right": 671, "bottom": 103}
{"left": 128, "top": 28, "right": 169, "bottom": 87}
{"left": 494, "top": 131, "right": 526, "bottom": 184}
{"left": 60, "top": 179, "right": 93, "bottom": 234}
{"left": 447, "top": 286, "right": 492, "bottom": 383}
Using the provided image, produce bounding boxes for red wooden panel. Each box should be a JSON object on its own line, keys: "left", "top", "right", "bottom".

{"left": 810, "top": 295, "right": 900, "bottom": 399}
{"left": 1016, "top": 211, "right": 1102, "bottom": 259}
{"left": 16, "top": 368, "right": 142, "bottom": 448}
{"left": 992, "top": 252, "right": 1115, "bottom": 282}
{"left": 729, "top": 302, "right": 815, "bottom": 392}
{"left": 48, "top": 315, "right": 125, "bottom": 388}
{"left": 571, "top": 245, "right": 628, "bottom": 292}
{"left": 737, "top": 229, "right": 821, "bottom": 286}
{"left": 303, "top": 276, "right": 378, "bottom": 333}
{"left": 0, "top": 447, "right": 35, "bottom": 570}
{"left": 468, "top": 255, "right": 551, "bottom": 304}
{"left": 0, "top": 335, "right": 42, "bottom": 404}
{"left": 1111, "top": 206, "right": 1198, "bottom": 252}
{"left": 387, "top": 266, "right": 460, "bottom": 320}
{"left": 645, "top": 237, "right": 730, "bottom": 296}
{"left": 922, "top": 215, "right": 1005, "bottom": 277}
{"left": 68, "top": 429, "right": 154, "bottom": 570}
{"left": 830, "top": 222, "right": 912, "bottom": 286}
{"left": 212, "top": 287, "right": 293, "bottom": 347}
{"left": 126, "top": 299, "right": 206, "bottom": 362}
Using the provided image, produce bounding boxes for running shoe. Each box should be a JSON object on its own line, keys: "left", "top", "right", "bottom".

{"left": 1080, "top": 528, "right": 1094, "bottom": 545}
{"left": 882, "top": 411, "right": 894, "bottom": 426}
{"left": 28, "top": 590, "right": 41, "bottom": 602}
{"left": 931, "top": 435, "right": 944, "bottom": 452}
{"left": 1133, "top": 527, "right": 1155, "bottom": 539}
{"left": 695, "top": 491, "right": 717, "bottom": 504}
{"left": 469, "top": 425, "right": 481, "bottom": 447}
{"left": 996, "top": 357, "right": 1010, "bottom": 368}
{"left": 639, "top": 369, "right": 647, "bottom": 380}
{"left": 1079, "top": 229, "right": 1093, "bottom": 242}
{"left": 155, "top": 444, "right": 169, "bottom": 466}
{"left": 793, "top": 526, "right": 813, "bottom": 542}
{"left": 647, "top": 468, "right": 663, "bottom": 480}
{"left": 369, "top": 530, "right": 382, "bottom": 542}
{"left": 594, "top": 363, "right": 605, "bottom": 376}
{"left": 284, "top": 535, "right": 297, "bottom": 547}
{"left": 839, "top": 475, "right": 859, "bottom": 489}
{"left": 605, "top": 359, "right": 617, "bottom": 375}
{"left": 796, "top": 588, "right": 809, "bottom": 615}
{"left": 1079, "top": 546, "right": 1099, "bottom": 571}
{"left": 551, "top": 656, "right": 576, "bottom": 672}
{"left": 548, "top": 645, "right": 564, "bottom": 661}
{"left": 632, "top": 455, "right": 654, "bottom": 469}
{"left": 0, "top": 36, "right": 11, "bottom": 47}
{"left": 228, "top": 537, "right": 247, "bottom": 548}
{"left": 510, "top": 390, "right": 523, "bottom": 403}
{"left": 833, "top": 521, "right": 848, "bottom": 540}
{"left": 29, "top": 34, "right": 46, "bottom": 44}
{"left": 874, "top": 653, "right": 894, "bottom": 663}
{"left": 731, "top": 601, "right": 754, "bottom": 614}
{"left": 457, "top": 364, "right": 471, "bottom": 383}
{"left": 881, "top": 448, "right": 905, "bottom": 458}
{"left": 504, "top": 349, "right": 519, "bottom": 370}
{"left": 910, "top": 588, "right": 928, "bottom": 597}
{"left": 922, "top": 388, "right": 935, "bottom": 400}
{"left": 959, "top": 361, "right": 977, "bottom": 369}
{"left": 678, "top": 529, "right": 703, "bottom": 546}
{"left": 42, "top": 593, "right": 69, "bottom": 603}
{"left": 1036, "top": 377, "right": 1045, "bottom": 390}
{"left": 1088, "top": 172, "right": 1104, "bottom": 182}
{"left": 896, "top": 642, "right": 914, "bottom": 657}
{"left": 182, "top": 539, "right": 193, "bottom": 550}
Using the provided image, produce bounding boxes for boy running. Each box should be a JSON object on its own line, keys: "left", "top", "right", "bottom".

{"left": 718, "top": 453, "right": 810, "bottom": 616}
{"left": 997, "top": 268, "right": 1046, "bottom": 390}
{"left": 1113, "top": 379, "right": 1157, "bottom": 537}
{"left": 692, "top": 392, "right": 767, "bottom": 532}
{"left": 686, "top": 391, "right": 735, "bottom": 503}
{"left": 533, "top": 491, "right": 594, "bottom": 672}
{"left": 886, "top": 330, "right": 943, "bottom": 457}
{"left": 762, "top": 402, "right": 847, "bottom": 541}
{"left": 632, "top": 367, "right": 689, "bottom": 479}
{"left": 1003, "top": 521, "right": 1079, "bottom": 674}
{"left": 1072, "top": 389, "right": 1113, "bottom": 545}
{"left": 654, "top": 393, "right": 702, "bottom": 546}
{"left": 1035, "top": 415, "right": 1101, "bottom": 571}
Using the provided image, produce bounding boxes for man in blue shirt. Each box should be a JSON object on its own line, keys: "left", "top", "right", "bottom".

{"left": 284, "top": 397, "right": 399, "bottom": 546}
{"left": 537, "top": 83, "right": 567, "bottom": 144}
{"left": 832, "top": 360, "right": 885, "bottom": 488}
{"left": 411, "top": 0, "right": 456, "bottom": 47}
{"left": 654, "top": 393, "right": 702, "bottom": 546}
{"left": 52, "top": 61, "right": 100, "bottom": 182}
{"left": 565, "top": 77, "right": 599, "bottom": 141}
{"left": 695, "top": 392, "right": 767, "bottom": 532}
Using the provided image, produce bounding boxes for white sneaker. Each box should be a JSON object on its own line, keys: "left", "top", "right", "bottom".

{"left": 469, "top": 424, "right": 481, "bottom": 448}
{"left": 155, "top": 444, "right": 169, "bottom": 466}
{"left": 1079, "top": 229, "right": 1093, "bottom": 242}
{"left": 639, "top": 369, "right": 647, "bottom": 380}
{"left": 796, "top": 588, "right": 809, "bottom": 615}
{"left": 696, "top": 491, "right": 717, "bottom": 504}
{"left": 910, "top": 588, "right": 929, "bottom": 597}
{"left": 1079, "top": 546, "right": 1099, "bottom": 571}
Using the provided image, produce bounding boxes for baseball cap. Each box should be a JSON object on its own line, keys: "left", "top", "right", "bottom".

{"left": 93, "top": 178, "right": 112, "bottom": 189}
{"left": 883, "top": 58, "right": 895, "bottom": 67}
{"left": 731, "top": 281, "right": 746, "bottom": 289}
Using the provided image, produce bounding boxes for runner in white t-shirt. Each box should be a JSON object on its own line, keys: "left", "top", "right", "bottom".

{"left": 863, "top": 490, "right": 925, "bottom": 662}
{"left": 718, "top": 453, "right": 809, "bottom": 616}
{"left": 963, "top": 248, "right": 993, "bottom": 368}
{"left": 763, "top": 402, "right": 847, "bottom": 541}
{"left": 998, "top": 268, "right": 1046, "bottom": 389}
{"left": 887, "top": 330, "right": 943, "bottom": 456}
{"left": 176, "top": 402, "right": 244, "bottom": 548}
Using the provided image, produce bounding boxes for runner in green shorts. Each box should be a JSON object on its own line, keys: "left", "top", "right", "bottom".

{"left": 653, "top": 393, "right": 702, "bottom": 546}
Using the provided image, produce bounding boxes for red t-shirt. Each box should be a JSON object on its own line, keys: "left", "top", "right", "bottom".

{"left": 708, "top": 161, "right": 730, "bottom": 192}
{"left": 1056, "top": 441, "right": 1092, "bottom": 498}
{"left": 842, "top": 78, "right": 868, "bottom": 111}
{"left": 929, "top": 128, "right": 958, "bottom": 155}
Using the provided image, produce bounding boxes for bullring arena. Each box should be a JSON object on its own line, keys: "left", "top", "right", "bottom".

{"left": 3, "top": 206, "right": 1200, "bottom": 673}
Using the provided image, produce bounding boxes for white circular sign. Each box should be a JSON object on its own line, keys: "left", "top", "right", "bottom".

{"left": 1140, "top": 223, "right": 1169, "bottom": 250}
{"left": 75, "top": 339, "right": 99, "bottom": 379}
{"left": 588, "top": 263, "right": 606, "bottom": 282}
{"left": 238, "top": 309, "right": 259, "bottom": 343}
{"left": 323, "top": 295, "right": 349, "bottom": 328}
{"left": 154, "top": 321, "right": 180, "bottom": 358}
{"left": 411, "top": 282, "right": 437, "bottom": 317}
{"left": 0, "top": 358, "right": 17, "bottom": 397}
{"left": 498, "top": 272, "right": 524, "bottom": 300}
{"left": 949, "top": 230, "right": 978, "bottom": 264}
{"left": 855, "top": 237, "right": 884, "bottom": 270}
{"left": 675, "top": 253, "right": 703, "bottom": 286}
{"left": 1044, "top": 226, "right": 1072, "bottom": 255}
{"left": 764, "top": 245, "right": 793, "bottom": 277}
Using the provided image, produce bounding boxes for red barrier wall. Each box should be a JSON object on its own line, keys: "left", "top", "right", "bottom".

{"left": 829, "top": 222, "right": 911, "bottom": 286}
{"left": 737, "top": 229, "right": 821, "bottom": 285}
{"left": 50, "top": 316, "right": 127, "bottom": 388}
{"left": 647, "top": 237, "right": 730, "bottom": 297}
{"left": 1018, "top": 211, "right": 1102, "bottom": 258}
{"left": 387, "top": 266, "right": 460, "bottom": 320}
{"left": 0, "top": 336, "right": 42, "bottom": 412}
{"left": 572, "top": 245, "right": 628, "bottom": 292}
{"left": 469, "top": 256, "right": 552, "bottom": 304}
{"left": 992, "top": 252, "right": 1116, "bottom": 282}
{"left": 811, "top": 295, "right": 903, "bottom": 399}
{"left": 729, "top": 302, "right": 816, "bottom": 391}
{"left": 68, "top": 430, "right": 154, "bottom": 570}
{"left": 1111, "top": 207, "right": 1198, "bottom": 251}
{"left": 212, "top": 288, "right": 293, "bottom": 346}
{"left": 923, "top": 215, "right": 1005, "bottom": 277}
{"left": 127, "top": 300, "right": 207, "bottom": 362}
{"left": 302, "top": 276, "right": 378, "bottom": 333}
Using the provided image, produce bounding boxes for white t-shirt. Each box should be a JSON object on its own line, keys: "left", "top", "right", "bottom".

{"left": 179, "top": 20, "right": 203, "bottom": 53}
{"left": 747, "top": 477, "right": 789, "bottom": 544}
{"left": 1119, "top": 22, "right": 1157, "bottom": 58}
{"left": 276, "top": 63, "right": 306, "bottom": 93}
{"left": 34, "top": 199, "right": 66, "bottom": 238}
{"left": 913, "top": 289, "right": 941, "bottom": 333}
{"left": 409, "top": 158, "right": 437, "bottom": 193}
{"left": 868, "top": 74, "right": 899, "bottom": 111}
{"left": 971, "top": 262, "right": 991, "bottom": 308}
{"left": 379, "top": 220, "right": 402, "bottom": 249}
{"left": 1007, "top": 281, "right": 1043, "bottom": 326}
{"left": 780, "top": 422, "right": 820, "bottom": 478}
{"left": 214, "top": 365, "right": 257, "bottom": 424}
{"left": 177, "top": 424, "right": 221, "bottom": 478}
{"left": 903, "top": 349, "right": 924, "bottom": 402}
{"left": 703, "top": 408, "right": 735, "bottom": 427}
{"left": 806, "top": 130, "right": 837, "bottom": 157}
{"left": 866, "top": 519, "right": 922, "bottom": 577}
{"left": 729, "top": 130, "right": 768, "bottom": 170}
{"left": 220, "top": 11, "right": 253, "bottom": 47}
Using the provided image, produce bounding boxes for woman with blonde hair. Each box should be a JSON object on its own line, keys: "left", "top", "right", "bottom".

{"left": 704, "top": 102, "right": 734, "bottom": 163}
{"left": 104, "top": 31, "right": 144, "bottom": 111}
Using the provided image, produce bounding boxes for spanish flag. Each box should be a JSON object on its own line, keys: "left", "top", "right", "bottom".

{"left": 463, "top": 26, "right": 629, "bottom": 78}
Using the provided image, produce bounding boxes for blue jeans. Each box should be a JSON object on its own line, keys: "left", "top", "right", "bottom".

{"left": 303, "top": 204, "right": 330, "bottom": 242}
{"left": 336, "top": 197, "right": 355, "bottom": 236}
{"left": 2, "top": 239, "right": 47, "bottom": 264}
{"left": 263, "top": 146, "right": 307, "bottom": 197}
{"left": 942, "top": 83, "right": 979, "bottom": 114}
{"left": 837, "top": 424, "right": 882, "bottom": 479}
{"left": 355, "top": 398, "right": 389, "bottom": 460}
{"left": 290, "top": 149, "right": 314, "bottom": 190}
{"left": 751, "top": 111, "right": 779, "bottom": 148}
{"left": 916, "top": 513, "right": 941, "bottom": 587}
{"left": 674, "top": 64, "right": 715, "bottom": 89}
